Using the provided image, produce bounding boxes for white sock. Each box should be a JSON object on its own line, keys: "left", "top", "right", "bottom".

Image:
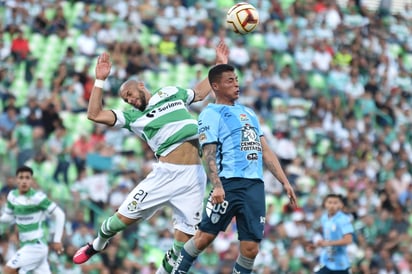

{"left": 92, "top": 237, "right": 108, "bottom": 251}
{"left": 155, "top": 264, "right": 169, "bottom": 274}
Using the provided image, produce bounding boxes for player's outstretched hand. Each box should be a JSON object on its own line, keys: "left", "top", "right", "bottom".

{"left": 215, "top": 40, "right": 229, "bottom": 65}
{"left": 95, "top": 52, "right": 112, "bottom": 81}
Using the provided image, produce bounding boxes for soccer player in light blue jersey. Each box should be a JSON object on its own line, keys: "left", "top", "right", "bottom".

{"left": 171, "top": 64, "right": 297, "bottom": 274}
{"left": 73, "top": 42, "right": 229, "bottom": 274}
{"left": 315, "top": 194, "right": 354, "bottom": 274}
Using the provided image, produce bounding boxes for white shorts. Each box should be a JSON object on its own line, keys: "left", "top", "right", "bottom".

{"left": 6, "top": 241, "right": 51, "bottom": 274}
{"left": 118, "top": 162, "right": 207, "bottom": 235}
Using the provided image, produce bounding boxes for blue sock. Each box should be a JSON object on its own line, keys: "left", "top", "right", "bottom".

{"left": 172, "top": 248, "right": 196, "bottom": 274}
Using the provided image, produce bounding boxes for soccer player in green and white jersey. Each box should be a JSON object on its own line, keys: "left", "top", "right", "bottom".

{"left": 73, "top": 41, "right": 229, "bottom": 274}
{"left": 0, "top": 165, "right": 66, "bottom": 274}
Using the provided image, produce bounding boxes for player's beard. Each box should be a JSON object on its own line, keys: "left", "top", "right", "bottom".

{"left": 136, "top": 90, "right": 147, "bottom": 111}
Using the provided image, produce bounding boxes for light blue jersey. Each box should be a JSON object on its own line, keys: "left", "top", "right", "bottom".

{"left": 319, "top": 211, "right": 354, "bottom": 270}
{"left": 198, "top": 103, "right": 263, "bottom": 179}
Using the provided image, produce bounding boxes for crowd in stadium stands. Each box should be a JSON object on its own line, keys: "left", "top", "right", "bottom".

{"left": 0, "top": 0, "right": 412, "bottom": 273}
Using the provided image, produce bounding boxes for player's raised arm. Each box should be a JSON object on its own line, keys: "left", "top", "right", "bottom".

{"left": 193, "top": 40, "right": 229, "bottom": 102}
{"left": 87, "top": 52, "right": 117, "bottom": 126}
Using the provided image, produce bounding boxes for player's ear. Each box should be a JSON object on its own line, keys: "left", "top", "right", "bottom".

{"left": 322, "top": 196, "right": 327, "bottom": 208}
{"left": 211, "top": 82, "right": 218, "bottom": 91}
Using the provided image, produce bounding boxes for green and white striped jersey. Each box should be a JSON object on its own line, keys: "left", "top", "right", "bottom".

{"left": 112, "top": 86, "right": 199, "bottom": 156}
{"left": 5, "top": 188, "right": 57, "bottom": 246}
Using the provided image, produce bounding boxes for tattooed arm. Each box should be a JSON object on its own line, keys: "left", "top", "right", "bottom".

{"left": 261, "top": 136, "right": 298, "bottom": 208}
{"left": 202, "top": 143, "right": 225, "bottom": 204}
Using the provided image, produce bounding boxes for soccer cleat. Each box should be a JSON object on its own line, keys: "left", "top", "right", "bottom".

{"left": 73, "top": 243, "right": 100, "bottom": 264}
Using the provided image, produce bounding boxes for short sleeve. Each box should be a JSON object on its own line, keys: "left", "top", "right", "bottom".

{"left": 339, "top": 215, "right": 354, "bottom": 235}
{"left": 198, "top": 108, "right": 220, "bottom": 147}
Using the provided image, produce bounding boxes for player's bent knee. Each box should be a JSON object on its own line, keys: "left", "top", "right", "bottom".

{"left": 240, "top": 241, "right": 259, "bottom": 258}
{"left": 115, "top": 212, "right": 138, "bottom": 226}
{"left": 174, "top": 230, "right": 193, "bottom": 243}
{"left": 195, "top": 231, "right": 216, "bottom": 250}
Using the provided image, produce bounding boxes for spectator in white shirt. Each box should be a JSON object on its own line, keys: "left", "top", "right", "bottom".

{"left": 344, "top": 74, "right": 365, "bottom": 100}
{"left": 0, "top": 39, "right": 11, "bottom": 61}
{"left": 187, "top": 2, "right": 208, "bottom": 28}
{"left": 76, "top": 28, "right": 98, "bottom": 57}
{"left": 229, "top": 38, "right": 250, "bottom": 69}
{"left": 164, "top": 0, "right": 188, "bottom": 32}
{"left": 324, "top": 2, "right": 342, "bottom": 30}
{"left": 294, "top": 42, "right": 314, "bottom": 72}
{"left": 271, "top": 66, "right": 294, "bottom": 96}
{"left": 312, "top": 41, "right": 332, "bottom": 73}
{"left": 265, "top": 22, "right": 289, "bottom": 52}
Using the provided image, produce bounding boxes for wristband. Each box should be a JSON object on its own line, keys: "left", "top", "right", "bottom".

{"left": 94, "top": 79, "right": 105, "bottom": 89}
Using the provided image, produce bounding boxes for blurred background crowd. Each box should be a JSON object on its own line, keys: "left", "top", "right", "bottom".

{"left": 0, "top": 0, "right": 412, "bottom": 273}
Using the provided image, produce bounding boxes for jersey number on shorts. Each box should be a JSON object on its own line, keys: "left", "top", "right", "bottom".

{"left": 133, "top": 189, "right": 148, "bottom": 202}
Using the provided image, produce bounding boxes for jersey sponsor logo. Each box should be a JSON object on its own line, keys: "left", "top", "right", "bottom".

{"left": 146, "top": 109, "right": 156, "bottom": 118}
{"left": 240, "top": 113, "right": 248, "bottom": 121}
{"left": 17, "top": 216, "right": 34, "bottom": 221}
{"left": 247, "top": 153, "right": 258, "bottom": 160}
{"left": 146, "top": 101, "right": 184, "bottom": 118}
{"left": 241, "top": 124, "right": 262, "bottom": 152}
{"left": 198, "top": 126, "right": 209, "bottom": 133}
{"left": 157, "top": 91, "right": 166, "bottom": 98}
{"left": 158, "top": 101, "right": 183, "bottom": 112}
